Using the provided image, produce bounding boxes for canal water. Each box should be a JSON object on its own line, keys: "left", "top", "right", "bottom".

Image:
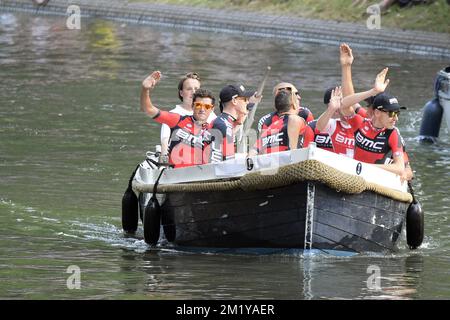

{"left": 0, "top": 13, "right": 449, "bottom": 300}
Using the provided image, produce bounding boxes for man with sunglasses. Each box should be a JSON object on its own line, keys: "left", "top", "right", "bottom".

{"left": 141, "top": 71, "right": 215, "bottom": 168}
{"left": 250, "top": 82, "right": 308, "bottom": 156}
{"left": 340, "top": 68, "right": 407, "bottom": 176}
{"left": 272, "top": 83, "right": 314, "bottom": 123}
{"left": 365, "top": 97, "right": 414, "bottom": 181}
{"left": 209, "top": 84, "right": 255, "bottom": 162}
{"left": 254, "top": 88, "right": 307, "bottom": 154}
{"left": 160, "top": 72, "right": 217, "bottom": 158}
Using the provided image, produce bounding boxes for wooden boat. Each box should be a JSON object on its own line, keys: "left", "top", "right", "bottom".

{"left": 123, "top": 144, "right": 418, "bottom": 254}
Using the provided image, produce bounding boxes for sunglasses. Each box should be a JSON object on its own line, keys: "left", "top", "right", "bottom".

{"left": 186, "top": 72, "right": 200, "bottom": 81}
{"left": 194, "top": 102, "right": 214, "bottom": 110}
{"left": 380, "top": 110, "right": 400, "bottom": 118}
{"left": 234, "top": 96, "right": 249, "bottom": 103}
{"left": 277, "top": 87, "right": 300, "bottom": 96}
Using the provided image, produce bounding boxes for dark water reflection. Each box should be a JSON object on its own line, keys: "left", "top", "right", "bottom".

{"left": 0, "top": 13, "right": 449, "bottom": 299}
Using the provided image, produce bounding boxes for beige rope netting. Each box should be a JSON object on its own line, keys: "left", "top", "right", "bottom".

{"left": 133, "top": 160, "right": 412, "bottom": 203}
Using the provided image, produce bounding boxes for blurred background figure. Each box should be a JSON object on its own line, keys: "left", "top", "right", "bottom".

{"left": 33, "top": 0, "right": 50, "bottom": 6}
{"left": 355, "top": 0, "right": 439, "bottom": 12}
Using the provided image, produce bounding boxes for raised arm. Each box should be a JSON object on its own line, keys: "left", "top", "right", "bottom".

{"left": 340, "top": 43, "right": 355, "bottom": 98}
{"left": 140, "top": 71, "right": 162, "bottom": 118}
{"left": 340, "top": 67, "right": 390, "bottom": 116}
{"left": 316, "top": 87, "right": 342, "bottom": 132}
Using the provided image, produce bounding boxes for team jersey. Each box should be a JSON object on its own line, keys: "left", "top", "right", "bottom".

{"left": 208, "top": 113, "right": 237, "bottom": 163}
{"left": 153, "top": 110, "right": 212, "bottom": 168}
{"left": 256, "top": 112, "right": 306, "bottom": 154}
{"left": 388, "top": 129, "right": 410, "bottom": 166}
{"left": 303, "top": 108, "right": 366, "bottom": 156}
{"left": 320, "top": 118, "right": 355, "bottom": 158}
{"left": 347, "top": 114, "right": 403, "bottom": 164}
{"left": 303, "top": 120, "right": 333, "bottom": 152}
{"left": 160, "top": 105, "right": 216, "bottom": 148}
{"left": 299, "top": 106, "right": 314, "bottom": 123}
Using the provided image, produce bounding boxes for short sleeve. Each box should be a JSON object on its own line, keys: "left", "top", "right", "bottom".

{"left": 153, "top": 110, "right": 181, "bottom": 128}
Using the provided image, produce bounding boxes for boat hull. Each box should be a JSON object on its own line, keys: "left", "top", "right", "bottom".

{"left": 154, "top": 181, "right": 408, "bottom": 253}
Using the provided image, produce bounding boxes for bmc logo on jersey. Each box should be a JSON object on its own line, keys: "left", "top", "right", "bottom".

{"left": 315, "top": 134, "right": 333, "bottom": 148}
{"left": 210, "top": 144, "right": 223, "bottom": 163}
{"left": 176, "top": 129, "right": 203, "bottom": 148}
{"left": 335, "top": 133, "right": 355, "bottom": 147}
{"left": 262, "top": 132, "right": 284, "bottom": 147}
{"left": 355, "top": 132, "right": 385, "bottom": 152}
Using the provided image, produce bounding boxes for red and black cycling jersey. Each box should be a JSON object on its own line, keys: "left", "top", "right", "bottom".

{"left": 299, "top": 106, "right": 314, "bottom": 123}
{"left": 303, "top": 120, "right": 333, "bottom": 152}
{"left": 256, "top": 112, "right": 305, "bottom": 154}
{"left": 153, "top": 110, "right": 212, "bottom": 168}
{"left": 347, "top": 114, "right": 403, "bottom": 164}
{"left": 208, "top": 112, "right": 237, "bottom": 163}
{"left": 303, "top": 110, "right": 365, "bottom": 157}
{"left": 259, "top": 108, "right": 313, "bottom": 131}
{"left": 319, "top": 118, "right": 356, "bottom": 158}
{"left": 388, "top": 129, "right": 410, "bottom": 166}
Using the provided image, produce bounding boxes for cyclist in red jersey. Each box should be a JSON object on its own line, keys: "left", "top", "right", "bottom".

{"left": 255, "top": 89, "right": 306, "bottom": 154}
{"left": 209, "top": 84, "right": 257, "bottom": 162}
{"left": 366, "top": 103, "right": 414, "bottom": 182}
{"left": 273, "top": 82, "right": 314, "bottom": 123}
{"left": 315, "top": 86, "right": 358, "bottom": 158}
{"left": 160, "top": 72, "right": 217, "bottom": 158}
{"left": 140, "top": 71, "right": 215, "bottom": 168}
{"left": 304, "top": 44, "right": 365, "bottom": 154}
{"left": 303, "top": 92, "right": 367, "bottom": 151}
{"left": 340, "top": 68, "right": 407, "bottom": 176}
{"left": 303, "top": 122, "right": 331, "bottom": 150}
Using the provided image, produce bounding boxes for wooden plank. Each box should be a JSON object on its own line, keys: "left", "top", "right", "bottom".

{"left": 313, "top": 219, "right": 395, "bottom": 252}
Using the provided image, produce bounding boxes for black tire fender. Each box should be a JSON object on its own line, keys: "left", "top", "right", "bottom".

{"left": 143, "top": 196, "right": 161, "bottom": 245}
{"left": 406, "top": 200, "right": 424, "bottom": 249}
{"left": 121, "top": 185, "right": 138, "bottom": 233}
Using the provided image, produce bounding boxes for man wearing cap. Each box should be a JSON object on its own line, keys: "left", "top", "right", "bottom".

{"left": 303, "top": 44, "right": 367, "bottom": 155}
{"left": 141, "top": 71, "right": 215, "bottom": 168}
{"left": 208, "top": 84, "right": 255, "bottom": 162}
{"left": 366, "top": 96, "right": 414, "bottom": 181}
{"left": 340, "top": 68, "right": 406, "bottom": 176}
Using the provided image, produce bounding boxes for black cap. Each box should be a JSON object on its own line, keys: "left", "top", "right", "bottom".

{"left": 365, "top": 95, "right": 376, "bottom": 107}
{"left": 372, "top": 93, "right": 406, "bottom": 111}
{"left": 219, "top": 84, "right": 253, "bottom": 104}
